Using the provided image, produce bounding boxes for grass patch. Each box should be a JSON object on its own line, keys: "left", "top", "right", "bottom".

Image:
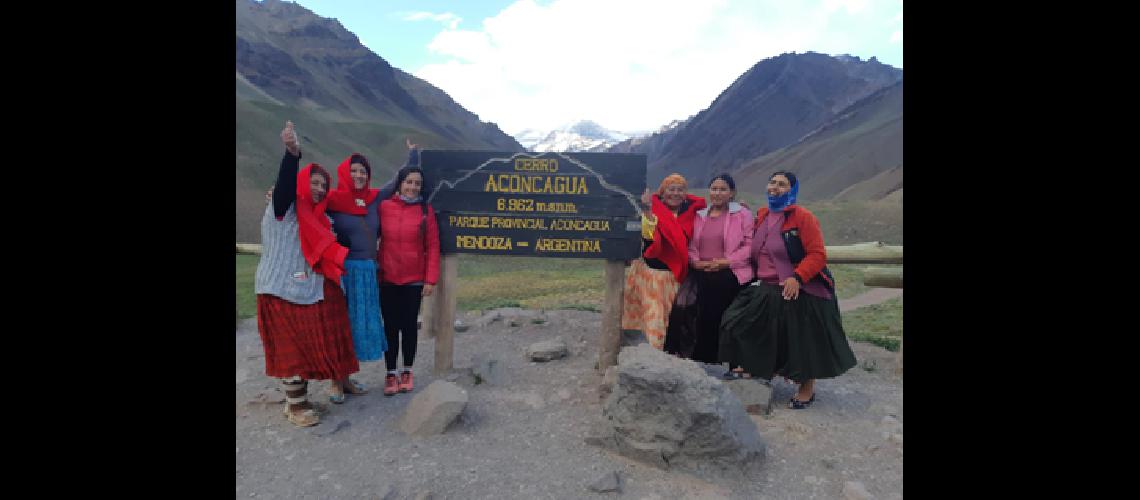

{"left": 236, "top": 254, "right": 260, "bottom": 319}
{"left": 829, "top": 264, "right": 867, "bottom": 300}
{"left": 850, "top": 334, "right": 900, "bottom": 352}
{"left": 843, "top": 296, "right": 902, "bottom": 351}
{"left": 554, "top": 304, "right": 602, "bottom": 313}
{"left": 456, "top": 254, "right": 604, "bottom": 311}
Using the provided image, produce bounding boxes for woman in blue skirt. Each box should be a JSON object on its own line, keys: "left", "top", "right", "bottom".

{"left": 324, "top": 152, "right": 388, "bottom": 403}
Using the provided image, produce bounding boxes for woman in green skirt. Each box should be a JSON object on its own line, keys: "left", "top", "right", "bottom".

{"left": 718, "top": 171, "right": 856, "bottom": 409}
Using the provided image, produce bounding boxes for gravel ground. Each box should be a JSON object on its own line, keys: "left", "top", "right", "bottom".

{"left": 236, "top": 299, "right": 903, "bottom": 499}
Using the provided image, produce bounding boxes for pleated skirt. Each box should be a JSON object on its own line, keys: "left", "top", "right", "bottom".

{"left": 256, "top": 279, "right": 360, "bottom": 380}
{"left": 719, "top": 282, "right": 856, "bottom": 383}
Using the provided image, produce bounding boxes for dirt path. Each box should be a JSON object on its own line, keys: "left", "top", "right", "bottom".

{"left": 839, "top": 288, "right": 903, "bottom": 312}
{"left": 237, "top": 307, "right": 902, "bottom": 499}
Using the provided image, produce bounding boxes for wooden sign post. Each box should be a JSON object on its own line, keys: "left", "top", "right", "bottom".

{"left": 420, "top": 151, "right": 646, "bottom": 374}
{"left": 597, "top": 260, "right": 627, "bottom": 371}
{"left": 431, "top": 254, "right": 459, "bottom": 375}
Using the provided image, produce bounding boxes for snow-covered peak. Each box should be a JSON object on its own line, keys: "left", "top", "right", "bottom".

{"left": 514, "top": 120, "right": 632, "bottom": 152}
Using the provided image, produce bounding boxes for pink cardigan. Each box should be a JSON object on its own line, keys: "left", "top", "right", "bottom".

{"left": 689, "top": 202, "right": 755, "bottom": 284}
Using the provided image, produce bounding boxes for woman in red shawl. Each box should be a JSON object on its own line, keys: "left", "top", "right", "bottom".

{"left": 621, "top": 174, "right": 706, "bottom": 349}
{"left": 254, "top": 122, "right": 360, "bottom": 428}
{"left": 322, "top": 152, "right": 387, "bottom": 404}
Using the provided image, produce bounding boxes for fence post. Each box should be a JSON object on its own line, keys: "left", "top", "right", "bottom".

{"left": 598, "top": 259, "right": 626, "bottom": 372}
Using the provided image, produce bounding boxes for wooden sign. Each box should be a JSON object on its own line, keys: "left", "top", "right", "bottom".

{"left": 422, "top": 151, "right": 647, "bottom": 260}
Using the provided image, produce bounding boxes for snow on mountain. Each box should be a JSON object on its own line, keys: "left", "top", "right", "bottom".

{"left": 513, "top": 120, "right": 635, "bottom": 152}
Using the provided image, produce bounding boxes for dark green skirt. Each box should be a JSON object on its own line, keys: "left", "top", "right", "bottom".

{"left": 718, "top": 282, "right": 857, "bottom": 383}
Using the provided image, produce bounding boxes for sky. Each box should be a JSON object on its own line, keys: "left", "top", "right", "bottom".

{"left": 287, "top": 0, "right": 903, "bottom": 135}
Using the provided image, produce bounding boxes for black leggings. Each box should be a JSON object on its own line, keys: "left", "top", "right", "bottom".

{"left": 380, "top": 283, "right": 424, "bottom": 371}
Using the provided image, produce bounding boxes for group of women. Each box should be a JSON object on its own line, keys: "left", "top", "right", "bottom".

{"left": 622, "top": 171, "right": 856, "bottom": 409}
{"left": 253, "top": 120, "right": 856, "bottom": 426}
{"left": 254, "top": 122, "right": 440, "bottom": 427}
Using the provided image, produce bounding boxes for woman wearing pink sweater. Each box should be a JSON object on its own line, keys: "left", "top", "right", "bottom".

{"left": 664, "top": 174, "right": 753, "bottom": 362}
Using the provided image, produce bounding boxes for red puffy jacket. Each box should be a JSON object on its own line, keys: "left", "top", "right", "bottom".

{"left": 377, "top": 194, "right": 440, "bottom": 285}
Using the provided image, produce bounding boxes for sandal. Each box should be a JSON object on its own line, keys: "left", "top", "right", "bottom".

{"left": 328, "top": 391, "right": 346, "bottom": 404}
{"left": 282, "top": 403, "right": 328, "bottom": 419}
{"left": 788, "top": 393, "right": 816, "bottom": 410}
{"left": 284, "top": 407, "right": 320, "bottom": 427}
{"left": 286, "top": 400, "right": 329, "bottom": 416}
{"left": 282, "top": 385, "right": 320, "bottom": 427}
{"left": 343, "top": 379, "right": 368, "bottom": 395}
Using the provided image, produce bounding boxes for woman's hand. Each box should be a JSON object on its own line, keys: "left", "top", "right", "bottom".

{"left": 640, "top": 188, "right": 652, "bottom": 208}
{"left": 781, "top": 277, "right": 800, "bottom": 300}
{"left": 282, "top": 121, "right": 300, "bottom": 156}
{"left": 422, "top": 284, "right": 435, "bottom": 297}
{"left": 406, "top": 137, "right": 418, "bottom": 150}
{"left": 265, "top": 186, "right": 274, "bottom": 204}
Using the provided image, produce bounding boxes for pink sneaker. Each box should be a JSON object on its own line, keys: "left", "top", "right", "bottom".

{"left": 399, "top": 371, "right": 414, "bottom": 393}
{"left": 383, "top": 374, "right": 399, "bottom": 396}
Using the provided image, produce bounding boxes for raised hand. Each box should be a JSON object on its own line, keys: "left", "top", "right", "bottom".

{"left": 282, "top": 121, "right": 300, "bottom": 156}
{"left": 406, "top": 137, "right": 418, "bottom": 150}
{"left": 640, "top": 188, "right": 652, "bottom": 208}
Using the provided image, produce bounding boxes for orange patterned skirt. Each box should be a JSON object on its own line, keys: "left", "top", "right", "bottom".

{"left": 621, "top": 258, "right": 681, "bottom": 349}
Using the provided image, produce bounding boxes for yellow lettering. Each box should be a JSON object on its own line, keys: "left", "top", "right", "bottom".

{"left": 534, "top": 238, "right": 601, "bottom": 253}
{"left": 514, "top": 158, "right": 559, "bottom": 173}
{"left": 455, "top": 235, "right": 513, "bottom": 250}
{"left": 482, "top": 174, "right": 589, "bottom": 195}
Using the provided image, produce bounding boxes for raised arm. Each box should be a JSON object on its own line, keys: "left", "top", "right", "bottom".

{"left": 272, "top": 121, "right": 302, "bottom": 218}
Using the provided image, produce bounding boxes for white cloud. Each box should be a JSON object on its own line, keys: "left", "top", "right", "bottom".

{"left": 413, "top": 0, "right": 898, "bottom": 133}
{"left": 824, "top": 0, "right": 869, "bottom": 15}
{"left": 403, "top": 11, "right": 462, "bottom": 30}
{"left": 890, "top": 30, "right": 902, "bottom": 43}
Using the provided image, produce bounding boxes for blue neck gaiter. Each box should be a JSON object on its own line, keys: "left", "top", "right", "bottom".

{"left": 767, "top": 182, "right": 799, "bottom": 212}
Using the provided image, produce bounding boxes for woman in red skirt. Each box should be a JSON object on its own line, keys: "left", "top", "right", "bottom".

{"left": 254, "top": 121, "right": 360, "bottom": 427}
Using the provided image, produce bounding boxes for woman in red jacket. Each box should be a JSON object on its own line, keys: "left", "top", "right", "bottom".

{"left": 377, "top": 165, "right": 440, "bottom": 396}
{"left": 719, "top": 171, "right": 856, "bottom": 409}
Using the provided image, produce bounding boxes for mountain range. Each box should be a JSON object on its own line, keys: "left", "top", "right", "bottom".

{"left": 610, "top": 52, "right": 902, "bottom": 203}
{"left": 236, "top": 0, "right": 902, "bottom": 244}
{"left": 236, "top": 0, "right": 522, "bottom": 242}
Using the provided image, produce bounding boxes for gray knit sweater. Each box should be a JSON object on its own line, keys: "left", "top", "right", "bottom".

{"left": 254, "top": 202, "right": 326, "bottom": 304}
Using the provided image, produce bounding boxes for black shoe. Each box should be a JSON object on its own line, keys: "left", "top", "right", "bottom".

{"left": 788, "top": 393, "right": 816, "bottom": 410}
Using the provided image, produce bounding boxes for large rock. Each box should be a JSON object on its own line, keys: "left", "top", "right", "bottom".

{"left": 526, "top": 339, "right": 568, "bottom": 362}
{"left": 588, "top": 345, "right": 766, "bottom": 473}
{"left": 399, "top": 381, "right": 468, "bottom": 436}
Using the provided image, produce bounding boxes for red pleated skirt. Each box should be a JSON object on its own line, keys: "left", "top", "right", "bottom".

{"left": 256, "top": 279, "right": 360, "bottom": 380}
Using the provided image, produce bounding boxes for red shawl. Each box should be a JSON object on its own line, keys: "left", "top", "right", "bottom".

{"left": 295, "top": 163, "right": 349, "bottom": 284}
{"left": 326, "top": 153, "right": 378, "bottom": 215}
{"left": 643, "top": 193, "right": 706, "bottom": 282}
